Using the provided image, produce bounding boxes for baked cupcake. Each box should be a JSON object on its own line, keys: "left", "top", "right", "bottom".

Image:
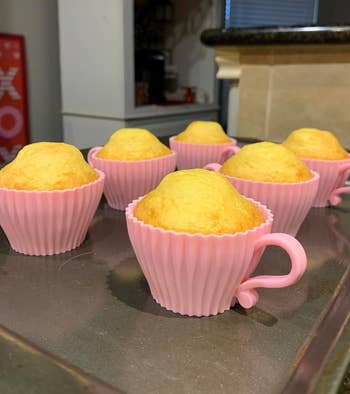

{"left": 126, "top": 169, "right": 307, "bottom": 316}
{"left": 283, "top": 128, "right": 348, "bottom": 160}
{"left": 169, "top": 121, "right": 238, "bottom": 169}
{"left": 88, "top": 128, "right": 176, "bottom": 210}
{"left": 283, "top": 128, "right": 350, "bottom": 207}
{"left": 205, "top": 142, "right": 319, "bottom": 236}
{"left": 0, "top": 142, "right": 104, "bottom": 255}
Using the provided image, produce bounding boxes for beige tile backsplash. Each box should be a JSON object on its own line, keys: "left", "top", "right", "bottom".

{"left": 237, "top": 46, "right": 350, "bottom": 148}
{"left": 237, "top": 65, "right": 270, "bottom": 140}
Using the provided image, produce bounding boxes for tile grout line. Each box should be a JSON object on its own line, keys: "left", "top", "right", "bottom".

{"left": 264, "top": 53, "right": 274, "bottom": 140}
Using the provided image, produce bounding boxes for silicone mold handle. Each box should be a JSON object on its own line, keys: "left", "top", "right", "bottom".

{"left": 87, "top": 146, "right": 102, "bottom": 166}
{"left": 204, "top": 163, "right": 222, "bottom": 172}
{"left": 220, "top": 145, "right": 241, "bottom": 163}
{"left": 328, "top": 163, "right": 350, "bottom": 206}
{"left": 236, "top": 233, "right": 307, "bottom": 309}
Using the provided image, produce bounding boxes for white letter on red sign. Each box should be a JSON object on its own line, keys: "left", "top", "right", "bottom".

{"left": 0, "top": 67, "right": 21, "bottom": 100}
{"left": 0, "top": 144, "right": 22, "bottom": 163}
{"left": 0, "top": 105, "right": 23, "bottom": 139}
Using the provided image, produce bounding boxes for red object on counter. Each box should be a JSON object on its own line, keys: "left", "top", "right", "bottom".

{"left": 0, "top": 34, "right": 29, "bottom": 166}
{"left": 183, "top": 87, "right": 194, "bottom": 104}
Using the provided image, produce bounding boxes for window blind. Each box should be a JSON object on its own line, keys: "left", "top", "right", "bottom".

{"left": 225, "top": 0, "right": 318, "bottom": 28}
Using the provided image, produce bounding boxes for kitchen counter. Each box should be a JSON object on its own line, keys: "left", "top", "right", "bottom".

{"left": 201, "top": 24, "right": 350, "bottom": 47}
{"left": 1, "top": 142, "right": 350, "bottom": 393}
{"left": 201, "top": 24, "right": 350, "bottom": 149}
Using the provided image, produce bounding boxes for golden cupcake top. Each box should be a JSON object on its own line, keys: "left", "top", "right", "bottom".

{"left": 135, "top": 169, "right": 264, "bottom": 235}
{"left": 282, "top": 128, "right": 348, "bottom": 160}
{"left": 0, "top": 142, "right": 98, "bottom": 191}
{"left": 220, "top": 142, "right": 312, "bottom": 183}
{"left": 175, "top": 121, "right": 231, "bottom": 144}
{"left": 97, "top": 128, "right": 171, "bottom": 160}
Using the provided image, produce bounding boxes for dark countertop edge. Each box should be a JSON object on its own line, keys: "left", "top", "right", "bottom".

{"left": 201, "top": 25, "right": 350, "bottom": 47}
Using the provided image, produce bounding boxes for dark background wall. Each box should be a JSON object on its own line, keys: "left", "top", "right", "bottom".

{"left": 318, "top": 0, "right": 350, "bottom": 24}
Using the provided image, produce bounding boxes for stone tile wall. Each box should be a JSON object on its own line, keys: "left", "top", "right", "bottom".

{"left": 235, "top": 45, "right": 350, "bottom": 148}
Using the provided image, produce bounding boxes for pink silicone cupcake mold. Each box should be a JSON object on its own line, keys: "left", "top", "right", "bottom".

{"left": 126, "top": 197, "right": 307, "bottom": 317}
{"left": 88, "top": 147, "right": 176, "bottom": 210}
{"left": 302, "top": 155, "right": 350, "bottom": 207}
{"left": 0, "top": 170, "right": 105, "bottom": 256}
{"left": 169, "top": 136, "right": 239, "bottom": 169}
{"left": 205, "top": 163, "right": 319, "bottom": 237}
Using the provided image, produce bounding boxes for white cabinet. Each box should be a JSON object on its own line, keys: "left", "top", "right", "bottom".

{"left": 58, "top": 0, "right": 221, "bottom": 148}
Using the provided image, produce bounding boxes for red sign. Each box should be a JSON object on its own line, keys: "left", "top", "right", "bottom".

{"left": 0, "top": 34, "right": 29, "bottom": 166}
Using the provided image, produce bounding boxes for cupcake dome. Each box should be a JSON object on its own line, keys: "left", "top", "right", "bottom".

{"left": 175, "top": 121, "right": 231, "bottom": 144}
{"left": 135, "top": 169, "right": 263, "bottom": 235}
{"left": 97, "top": 128, "right": 171, "bottom": 160}
{"left": 0, "top": 142, "right": 98, "bottom": 191}
{"left": 220, "top": 142, "right": 312, "bottom": 183}
{"left": 0, "top": 142, "right": 104, "bottom": 255}
{"left": 283, "top": 128, "right": 348, "bottom": 160}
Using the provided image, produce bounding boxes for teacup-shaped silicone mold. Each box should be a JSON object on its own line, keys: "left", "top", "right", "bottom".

{"left": 0, "top": 170, "right": 105, "bottom": 256}
{"left": 302, "top": 155, "right": 350, "bottom": 207}
{"left": 169, "top": 136, "right": 239, "bottom": 169}
{"left": 205, "top": 163, "right": 319, "bottom": 237}
{"left": 126, "top": 197, "right": 307, "bottom": 317}
{"left": 88, "top": 147, "right": 176, "bottom": 210}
